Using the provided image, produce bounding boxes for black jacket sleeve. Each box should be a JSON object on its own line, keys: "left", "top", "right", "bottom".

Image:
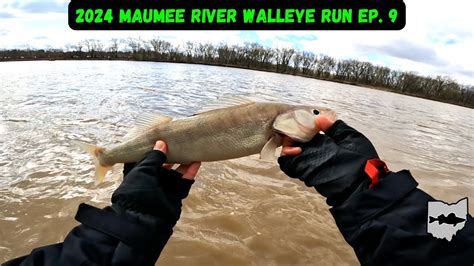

{"left": 331, "top": 170, "right": 474, "bottom": 266}
{"left": 278, "top": 120, "right": 474, "bottom": 265}
{"left": 4, "top": 204, "right": 172, "bottom": 266}
{"left": 3, "top": 151, "right": 194, "bottom": 266}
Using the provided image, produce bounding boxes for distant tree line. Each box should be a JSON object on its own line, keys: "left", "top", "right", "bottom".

{"left": 1, "top": 38, "right": 473, "bottom": 108}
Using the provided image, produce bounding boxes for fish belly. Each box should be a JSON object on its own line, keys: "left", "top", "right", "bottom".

{"left": 164, "top": 120, "right": 272, "bottom": 163}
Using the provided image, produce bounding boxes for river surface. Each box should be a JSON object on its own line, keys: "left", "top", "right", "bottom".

{"left": 0, "top": 61, "right": 472, "bottom": 265}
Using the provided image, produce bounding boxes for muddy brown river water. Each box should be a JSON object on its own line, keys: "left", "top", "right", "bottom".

{"left": 0, "top": 61, "right": 473, "bottom": 265}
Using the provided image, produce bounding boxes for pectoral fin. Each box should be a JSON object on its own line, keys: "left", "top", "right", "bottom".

{"left": 260, "top": 134, "right": 282, "bottom": 161}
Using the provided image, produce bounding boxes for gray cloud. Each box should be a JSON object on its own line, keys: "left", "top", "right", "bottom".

{"left": 436, "top": 67, "right": 474, "bottom": 85}
{"left": 359, "top": 39, "right": 447, "bottom": 66}
{"left": 0, "top": 29, "right": 9, "bottom": 36}
{"left": 452, "top": 68, "right": 474, "bottom": 80}
{"left": 0, "top": 12, "right": 15, "bottom": 18}
{"left": 13, "top": 2, "right": 67, "bottom": 13}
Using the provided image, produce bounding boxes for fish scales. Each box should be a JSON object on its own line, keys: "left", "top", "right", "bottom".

{"left": 101, "top": 103, "right": 291, "bottom": 165}
{"left": 73, "top": 99, "right": 336, "bottom": 183}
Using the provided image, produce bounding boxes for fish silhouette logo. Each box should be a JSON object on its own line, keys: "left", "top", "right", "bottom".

{"left": 427, "top": 198, "right": 468, "bottom": 241}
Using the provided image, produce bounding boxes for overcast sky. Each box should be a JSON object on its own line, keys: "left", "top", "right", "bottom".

{"left": 0, "top": 0, "right": 473, "bottom": 84}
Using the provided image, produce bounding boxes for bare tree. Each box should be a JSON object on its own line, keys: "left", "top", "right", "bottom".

{"left": 184, "top": 41, "right": 194, "bottom": 60}
{"left": 316, "top": 54, "right": 336, "bottom": 78}
{"left": 292, "top": 52, "right": 304, "bottom": 74}
{"left": 301, "top": 51, "right": 316, "bottom": 75}
{"left": 275, "top": 47, "right": 295, "bottom": 73}
{"left": 108, "top": 38, "right": 120, "bottom": 57}
{"left": 82, "top": 39, "right": 103, "bottom": 58}
{"left": 74, "top": 42, "right": 83, "bottom": 52}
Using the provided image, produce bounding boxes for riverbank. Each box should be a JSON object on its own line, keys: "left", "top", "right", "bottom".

{"left": 1, "top": 54, "right": 473, "bottom": 109}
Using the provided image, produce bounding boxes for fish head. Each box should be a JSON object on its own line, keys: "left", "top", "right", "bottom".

{"left": 273, "top": 105, "right": 337, "bottom": 142}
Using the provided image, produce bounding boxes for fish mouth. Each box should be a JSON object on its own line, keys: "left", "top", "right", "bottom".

{"left": 274, "top": 129, "right": 308, "bottom": 142}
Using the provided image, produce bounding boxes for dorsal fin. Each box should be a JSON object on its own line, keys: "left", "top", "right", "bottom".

{"left": 136, "top": 113, "right": 173, "bottom": 128}
{"left": 195, "top": 95, "right": 255, "bottom": 115}
{"left": 124, "top": 113, "right": 173, "bottom": 140}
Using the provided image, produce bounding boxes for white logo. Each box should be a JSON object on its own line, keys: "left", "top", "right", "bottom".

{"left": 427, "top": 198, "right": 468, "bottom": 241}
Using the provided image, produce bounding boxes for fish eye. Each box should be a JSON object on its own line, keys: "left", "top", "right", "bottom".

{"left": 312, "top": 109, "right": 320, "bottom": 115}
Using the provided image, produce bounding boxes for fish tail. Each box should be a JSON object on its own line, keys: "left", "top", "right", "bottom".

{"left": 429, "top": 216, "right": 437, "bottom": 223}
{"left": 72, "top": 140, "right": 111, "bottom": 185}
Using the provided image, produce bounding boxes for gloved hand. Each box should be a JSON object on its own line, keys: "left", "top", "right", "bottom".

{"left": 112, "top": 141, "right": 201, "bottom": 225}
{"left": 278, "top": 117, "right": 385, "bottom": 207}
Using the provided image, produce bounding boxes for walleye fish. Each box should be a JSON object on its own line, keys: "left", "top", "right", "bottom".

{"left": 74, "top": 97, "right": 336, "bottom": 184}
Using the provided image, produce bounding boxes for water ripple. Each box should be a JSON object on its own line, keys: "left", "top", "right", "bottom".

{"left": 0, "top": 61, "right": 472, "bottom": 265}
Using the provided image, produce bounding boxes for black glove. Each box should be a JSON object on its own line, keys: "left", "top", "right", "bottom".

{"left": 278, "top": 120, "right": 384, "bottom": 206}
{"left": 112, "top": 150, "right": 194, "bottom": 225}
